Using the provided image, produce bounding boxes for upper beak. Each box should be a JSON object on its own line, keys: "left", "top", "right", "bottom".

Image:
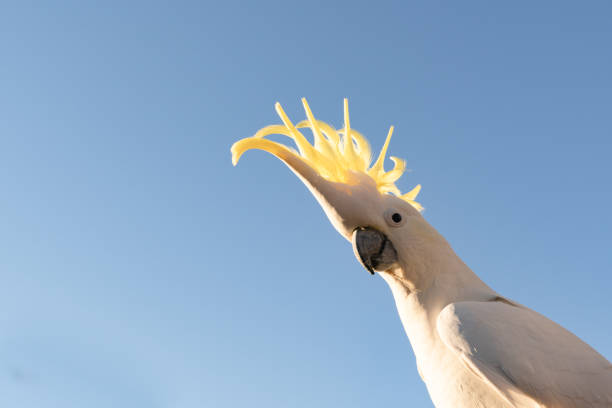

{"left": 352, "top": 227, "right": 398, "bottom": 275}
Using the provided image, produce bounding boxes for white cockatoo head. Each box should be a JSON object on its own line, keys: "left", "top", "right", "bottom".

{"left": 232, "top": 99, "right": 449, "bottom": 287}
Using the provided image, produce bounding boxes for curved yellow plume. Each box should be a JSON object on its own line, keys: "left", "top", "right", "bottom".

{"left": 231, "top": 99, "right": 423, "bottom": 212}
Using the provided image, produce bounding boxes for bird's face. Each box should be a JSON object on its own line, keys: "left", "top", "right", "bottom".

{"left": 232, "top": 99, "right": 436, "bottom": 282}
{"left": 264, "top": 157, "right": 439, "bottom": 278}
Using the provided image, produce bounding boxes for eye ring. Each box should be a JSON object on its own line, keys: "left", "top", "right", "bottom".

{"left": 384, "top": 209, "right": 406, "bottom": 227}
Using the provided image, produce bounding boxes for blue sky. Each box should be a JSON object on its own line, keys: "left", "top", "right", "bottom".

{"left": 1, "top": 1, "right": 611, "bottom": 407}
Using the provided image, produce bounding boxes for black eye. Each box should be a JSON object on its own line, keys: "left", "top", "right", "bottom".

{"left": 384, "top": 209, "right": 405, "bottom": 228}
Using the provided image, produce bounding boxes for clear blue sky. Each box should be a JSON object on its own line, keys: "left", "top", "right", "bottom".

{"left": 1, "top": 1, "right": 611, "bottom": 407}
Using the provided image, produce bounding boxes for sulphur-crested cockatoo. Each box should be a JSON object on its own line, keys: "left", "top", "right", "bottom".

{"left": 231, "top": 99, "right": 612, "bottom": 407}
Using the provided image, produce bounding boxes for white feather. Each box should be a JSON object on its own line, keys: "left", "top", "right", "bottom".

{"left": 436, "top": 300, "right": 612, "bottom": 407}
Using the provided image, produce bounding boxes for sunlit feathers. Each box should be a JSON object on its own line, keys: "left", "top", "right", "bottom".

{"left": 231, "top": 99, "right": 423, "bottom": 211}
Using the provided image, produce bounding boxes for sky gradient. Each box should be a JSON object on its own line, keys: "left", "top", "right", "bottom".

{"left": 1, "top": 1, "right": 611, "bottom": 407}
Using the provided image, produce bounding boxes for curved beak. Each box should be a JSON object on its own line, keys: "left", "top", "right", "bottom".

{"left": 352, "top": 227, "right": 398, "bottom": 275}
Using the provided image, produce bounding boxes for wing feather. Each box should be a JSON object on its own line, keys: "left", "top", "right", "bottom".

{"left": 437, "top": 301, "right": 612, "bottom": 408}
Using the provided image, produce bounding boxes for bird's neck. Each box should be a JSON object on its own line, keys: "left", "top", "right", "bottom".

{"left": 380, "top": 242, "right": 496, "bottom": 368}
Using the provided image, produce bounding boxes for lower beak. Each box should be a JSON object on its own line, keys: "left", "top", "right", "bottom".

{"left": 352, "top": 227, "right": 398, "bottom": 275}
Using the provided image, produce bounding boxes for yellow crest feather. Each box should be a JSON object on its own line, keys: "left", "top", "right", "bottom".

{"left": 231, "top": 98, "right": 423, "bottom": 212}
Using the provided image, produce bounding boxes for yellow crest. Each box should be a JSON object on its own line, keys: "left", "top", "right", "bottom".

{"left": 231, "top": 98, "right": 423, "bottom": 212}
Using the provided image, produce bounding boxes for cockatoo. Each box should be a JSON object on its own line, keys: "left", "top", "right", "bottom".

{"left": 231, "top": 99, "right": 612, "bottom": 408}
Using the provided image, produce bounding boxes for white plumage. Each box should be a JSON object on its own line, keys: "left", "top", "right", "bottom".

{"left": 232, "top": 100, "right": 612, "bottom": 407}
{"left": 437, "top": 301, "right": 612, "bottom": 407}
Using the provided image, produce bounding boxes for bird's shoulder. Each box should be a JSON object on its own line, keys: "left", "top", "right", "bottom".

{"left": 436, "top": 299, "right": 612, "bottom": 408}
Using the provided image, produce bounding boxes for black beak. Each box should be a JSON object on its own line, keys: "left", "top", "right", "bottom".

{"left": 352, "top": 227, "right": 398, "bottom": 275}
